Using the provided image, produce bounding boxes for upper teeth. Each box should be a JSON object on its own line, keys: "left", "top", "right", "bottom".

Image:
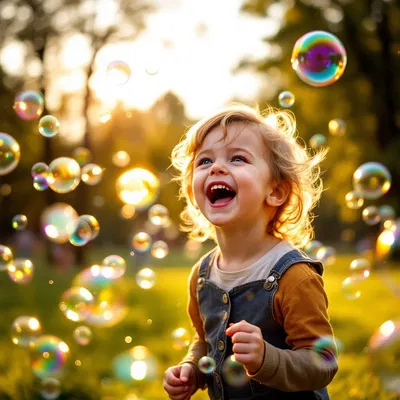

{"left": 211, "top": 184, "right": 231, "bottom": 191}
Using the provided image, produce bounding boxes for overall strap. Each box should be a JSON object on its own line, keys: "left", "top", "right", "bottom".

{"left": 197, "top": 247, "right": 218, "bottom": 279}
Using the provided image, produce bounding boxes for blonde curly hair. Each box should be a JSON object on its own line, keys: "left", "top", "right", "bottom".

{"left": 170, "top": 104, "right": 328, "bottom": 248}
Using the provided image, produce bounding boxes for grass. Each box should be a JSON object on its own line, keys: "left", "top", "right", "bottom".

{"left": 0, "top": 245, "right": 399, "bottom": 399}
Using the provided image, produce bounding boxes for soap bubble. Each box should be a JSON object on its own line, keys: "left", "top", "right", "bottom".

{"left": 222, "top": 355, "right": 249, "bottom": 387}
{"left": 291, "top": 30, "right": 347, "bottom": 87}
{"left": 349, "top": 258, "right": 371, "bottom": 279}
{"left": 40, "top": 377, "right": 61, "bottom": 400}
{"left": 132, "top": 232, "right": 152, "bottom": 252}
{"left": 33, "top": 175, "right": 49, "bottom": 191}
{"left": 14, "top": 90, "right": 44, "bottom": 120}
{"left": 116, "top": 168, "right": 160, "bottom": 209}
{"left": 77, "top": 215, "right": 100, "bottom": 240}
{"left": 12, "top": 214, "right": 27, "bottom": 231}
{"left": 198, "top": 356, "right": 216, "bottom": 374}
{"left": 41, "top": 203, "right": 78, "bottom": 244}
{"left": 345, "top": 191, "right": 364, "bottom": 209}
{"left": 48, "top": 157, "right": 81, "bottom": 194}
{"left": 148, "top": 204, "right": 169, "bottom": 226}
{"left": 379, "top": 205, "right": 396, "bottom": 223}
{"left": 31, "top": 162, "right": 49, "bottom": 178}
{"left": 106, "top": 60, "right": 131, "bottom": 85}
{"left": 316, "top": 246, "right": 336, "bottom": 266}
{"left": 151, "top": 240, "right": 169, "bottom": 259}
{"left": 368, "top": 319, "right": 400, "bottom": 394}
{"left": 11, "top": 316, "right": 42, "bottom": 347}
{"left": 112, "top": 151, "right": 131, "bottom": 168}
{"left": 376, "top": 221, "right": 400, "bottom": 263}
{"left": 309, "top": 133, "right": 327, "bottom": 149}
{"left": 171, "top": 327, "right": 191, "bottom": 350}
{"left": 59, "top": 287, "right": 94, "bottom": 322}
{"left": 341, "top": 274, "right": 369, "bottom": 300}
{"left": 73, "top": 325, "right": 92, "bottom": 346}
{"left": 136, "top": 268, "right": 156, "bottom": 289}
{"left": 30, "top": 335, "right": 70, "bottom": 379}
{"left": 81, "top": 163, "right": 104, "bottom": 186}
{"left": 278, "top": 91, "right": 295, "bottom": 108}
{"left": 102, "top": 255, "right": 127, "bottom": 279}
{"left": 39, "top": 115, "right": 60, "bottom": 138}
{"left": 7, "top": 259, "right": 34, "bottom": 284}
{"left": 311, "top": 335, "right": 341, "bottom": 368}
{"left": 328, "top": 119, "right": 346, "bottom": 136}
{"left": 72, "top": 147, "right": 92, "bottom": 167}
{"left": 0, "top": 132, "right": 20, "bottom": 176}
{"left": 353, "top": 162, "right": 391, "bottom": 200}
{"left": 362, "top": 205, "right": 381, "bottom": 226}
{"left": 0, "top": 245, "right": 13, "bottom": 271}
{"left": 303, "top": 240, "right": 323, "bottom": 259}
{"left": 69, "top": 218, "right": 92, "bottom": 247}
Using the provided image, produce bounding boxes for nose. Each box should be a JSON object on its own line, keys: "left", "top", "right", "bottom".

{"left": 209, "top": 161, "right": 228, "bottom": 176}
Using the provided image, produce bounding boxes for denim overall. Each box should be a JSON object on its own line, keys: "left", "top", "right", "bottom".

{"left": 196, "top": 248, "right": 330, "bottom": 400}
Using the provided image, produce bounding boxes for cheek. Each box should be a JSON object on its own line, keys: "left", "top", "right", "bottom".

{"left": 192, "top": 173, "right": 204, "bottom": 200}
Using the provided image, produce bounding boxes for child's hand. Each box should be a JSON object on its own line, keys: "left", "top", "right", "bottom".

{"left": 163, "top": 363, "right": 197, "bottom": 400}
{"left": 225, "top": 320, "right": 265, "bottom": 375}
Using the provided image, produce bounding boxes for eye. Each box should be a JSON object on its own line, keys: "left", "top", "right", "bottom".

{"left": 231, "top": 155, "right": 246, "bottom": 162}
{"left": 197, "top": 157, "right": 212, "bottom": 166}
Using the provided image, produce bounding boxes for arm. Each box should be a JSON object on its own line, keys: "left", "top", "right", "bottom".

{"left": 248, "top": 263, "right": 338, "bottom": 392}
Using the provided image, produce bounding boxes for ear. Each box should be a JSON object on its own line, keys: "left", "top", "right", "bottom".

{"left": 266, "top": 180, "right": 290, "bottom": 207}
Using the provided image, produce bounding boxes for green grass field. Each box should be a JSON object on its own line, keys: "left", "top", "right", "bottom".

{"left": 0, "top": 246, "right": 399, "bottom": 399}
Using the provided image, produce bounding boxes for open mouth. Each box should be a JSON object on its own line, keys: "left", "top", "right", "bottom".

{"left": 206, "top": 184, "right": 237, "bottom": 205}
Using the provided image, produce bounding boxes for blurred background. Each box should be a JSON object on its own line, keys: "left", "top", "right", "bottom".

{"left": 0, "top": 0, "right": 399, "bottom": 399}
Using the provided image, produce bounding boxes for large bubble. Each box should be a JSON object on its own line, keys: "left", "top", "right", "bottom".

{"left": 353, "top": 162, "right": 391, "bottom": 200}
{"left": 7, "top": 259, "right": 34, "bottom": 284}
{"left": 14, "top": 90, "right": 44, "bottom": 120}
{"left": 59, "top": 287, "right": 94, "bottom": 322}
{"left": 48, "top": 157, "right": 81, "bottom": 194}
{"left": 41, "top": 203, "right": 78, "bottom": 244}
{"left": 11, "top": 316, "right": 42, "bottom": 347}
{"left": 291, "top": 31, "right": 347, "bottom": 87}
{"left": 116, "top": 168, "right": 160, "bottom": 209}
{"left": 30, "top": 335, "right": 70, "bottom": 379}
{"left": 0, "top": 133, "right": 21, "bottom": 176}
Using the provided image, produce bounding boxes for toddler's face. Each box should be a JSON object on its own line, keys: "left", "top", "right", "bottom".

{"left": 192, "top": 123, "right": 275, "bottom": 228}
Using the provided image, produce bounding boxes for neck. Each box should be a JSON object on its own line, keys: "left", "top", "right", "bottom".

{"left": 215, "top": 219, "right": 280, "bottom": 271}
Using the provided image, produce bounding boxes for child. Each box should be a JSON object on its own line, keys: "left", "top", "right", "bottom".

{"left": 163, "top": 104, "right": 338, "bottom": 399}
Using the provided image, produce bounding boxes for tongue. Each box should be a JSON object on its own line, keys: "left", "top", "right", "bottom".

{"left": 214, "top": 195, "right": 235, "bottom": 204}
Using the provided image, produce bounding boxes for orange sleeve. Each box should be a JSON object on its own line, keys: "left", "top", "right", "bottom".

{"left": 273, "top": 263, "right": 334, "bottom": 350}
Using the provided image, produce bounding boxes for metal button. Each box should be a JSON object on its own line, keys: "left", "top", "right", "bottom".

{"left": 222, "top": 293, "right": 228, "bottom": 304}
{"left": 222, "top": 311, "right": 228, "bottom": 320}
{"left": 217, "top": 340, "right": 225, "bottom": 351}
{"left": 267, "top": 275, "right": 275, "bottom": 282}
{"left": 215, "top": 374, "right": 221, "bottom": 384}
{"left": 197, "top": 277, "right": 205, "bottom": 290}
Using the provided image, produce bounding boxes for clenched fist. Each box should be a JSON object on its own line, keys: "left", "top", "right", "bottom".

{"left": 163, "top": 363, "right": 197, "bottom": 400}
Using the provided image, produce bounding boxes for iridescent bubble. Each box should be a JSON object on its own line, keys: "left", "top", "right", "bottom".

{"left": 148, "top": 204, "right": 169, "bottom": 226}
{"left": 309, "top": 133, "right": 327, "bottom": 149}
{"left": 116, "top": 168, "right": 160, "bottom": 209}
{"left": 311, "top": 335, "right": 341, "bottom": 368}
{"left": 112, "top": 151, "right": 131, "bottom": 168}
{"left": 349, "top": 258, "right": 371, "bottom": 279}
{"left": 368, "top": 319, "right": 400, "bottom": 394}
{"left": 59, "top": 287, "right": 94, "bottom": 322}
{"left": 81, "top": 163, "right": 104, "bottom": 186}
{"left": 102, "top": 255, "right": 127, "bottom": 279}
{"left": 362, "top": 205, "right": 381, "bottom": 226}
{"left": 14, "top": 90, "right": 44, "bottom": 120}
{"left": 39, "top": 115, "right": 60, "bottom": 138}
{"left": 171, "top": 327, "right": 191, "bottom": 350}
{"left": 379, "top": 205, "right": 396, "bottom": 223}
{"left": 278, "top": 91, "right": 295, "bottom": 108}
{"left": 7, "top": 259, "right": 34, "bottom": 284}
{"left": 328, "top": 119, "right": 346, "bottom": 136}
{"left": 33, "top": 175, "right": 49, "bottom": 191}
{"left": 341, "top": 274, "right": 369, "bottom": 300}
{"left": 73, "top": 326, "right": 92, "bottom": 346}
{"left": 30, "top": 335, "right": 70, "bottom": 379}
{"left": 221, "top": 355, "right": 249, "bottom": 387}
{"left": 291, "top": 30, "right": 347, "bottom": 87}
{"left": 69, "top": 218, "right": 92, "bottom": 247}
{"left": 303, "top": 240, "right": 323, "bottom": 259}
{"left": 316, "top": 246, "right": 336, "bottom": 266}
{"left": 376, "top": 221, "right": 400, "bottom": 263}
{"left": 132, "top": 232, "right": 152, "bottom": 252}
{"left": 0, "top": 132, "right": 20, "bottom": 176}
{"left": 0, "top": 245, "right": 13, "bottom": 271}
{"left": 106, "top": 61, "right": 131, "bottom": 85}
{"left": 198, "top": 356, "right": 216, "bottom": 374}
{"left": 12, "top": 214, "right": 27, "bottom": 231}
{"left": 112, "top": 346, "right": 158, "bottom": 383}
{"left": 40, "top": 377, "right": 61, "bottom": 400}
{"left": 345, "top": 191, "right": 364, "bottom": 209}
{"left": 136, "top": 268, "right": 156, "bottom": 289}
{"left": 78, "top": 215, "right": 100, "bottom": 240}
{"left": 72, "top": 147, "right": 92, "bottom": 167}
{"left": 41, "top": 203, "right": 78, "bottom": 244}
{"left": 151, "top": 240, "right": 169, "bottom": 259}
{"left": 48, "top": 157, "right": 81, "bottom": 194}
{"left": 353, "top": 162, "right": 391, "bottom": 200}
{"left": 31, "top": 162, "right": 49, "bottom": 178}
{"left": 11, "top": 316, "right": 42, "bottom": 347}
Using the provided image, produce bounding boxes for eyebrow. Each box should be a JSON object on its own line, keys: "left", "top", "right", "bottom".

{"left": 196, "top": 146, "right": 254, "bottom": 159}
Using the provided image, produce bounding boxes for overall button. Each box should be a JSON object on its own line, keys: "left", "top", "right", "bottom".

{"left": 197, "top": 277, "right": 205, "bottom": 290}
{"left": 222, "top": 293, "right": 229, "bottom": 304}
{"left": 217, "top": 340, "right": 225, "bottom": 351}
{"left": 267, "top": 275, "right": 275, "bottom": 282}
{"left": 215, "top": 374, "right": 221, "bottom": 384}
